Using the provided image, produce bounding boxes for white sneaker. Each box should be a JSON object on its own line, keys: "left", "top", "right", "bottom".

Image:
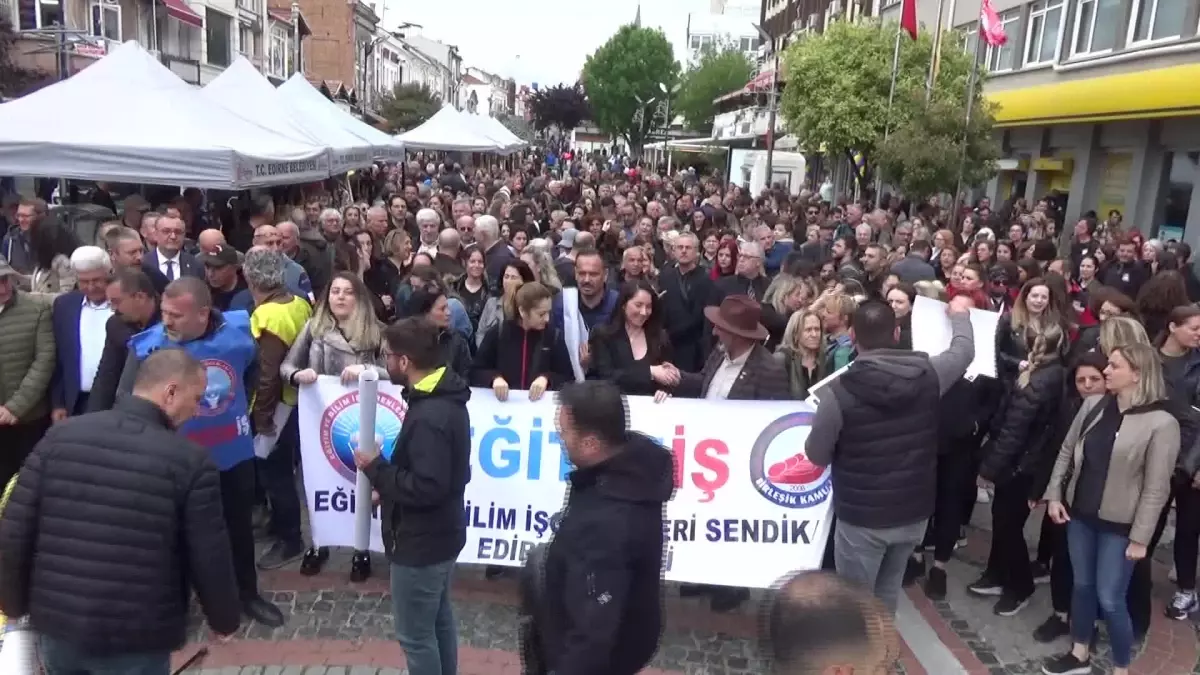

{"left": 976, "top": 487, "right": 992, "bottom": 504}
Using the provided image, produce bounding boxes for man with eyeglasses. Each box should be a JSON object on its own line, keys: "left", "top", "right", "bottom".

{"left": 143, "top": 216, "right": 203, "bottom": 281}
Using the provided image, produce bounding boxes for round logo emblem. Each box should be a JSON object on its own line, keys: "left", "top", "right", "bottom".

{"left": 749, "top": 412, "right": 832, "bottom": 508}
{"left": 319, "top": 391, "right": 407, "bottom": 482}
{"left": 198, "top": 360, "right": 237, "bottom": 417}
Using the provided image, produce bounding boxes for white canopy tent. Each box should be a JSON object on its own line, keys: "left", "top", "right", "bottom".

{"left": 0, "top": 42, "right": 331, "bottom": 188}
{"left": 396, "top": 105, "right": 512, "bottom": 153}
{"left": 460, "top": 112, "right": 526, "bottom": 153}
{"left": 203, "top": 57, "right": 374, "bottom": 175}
{"left": 277, "top": 74, "right": 404, "bottom": 161}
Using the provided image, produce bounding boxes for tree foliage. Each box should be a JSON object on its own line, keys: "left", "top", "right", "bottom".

{"left": 875, "top": 95, "right": 1000, "bottom": 203}
{"left": 495, "top": 112, "right": 535, "bottom": 143}
{"left": 582, "top": 24, "right": 680, "bottom": 152}
{"left": 0, "top": 18, "right": 47, "bottom": 98}
{"left": 378, "top": 82, "right": 441, "bottom": 133}
{"left": 779, "top": 20, "right": 996, "bottom": 199}
{"left": 675, "top": 47, "right": 754, "bottom": 133}
{"left": 527, "top": 83, "right": 590, "bottom": 132}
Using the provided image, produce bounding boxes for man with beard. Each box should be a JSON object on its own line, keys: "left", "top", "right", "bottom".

{"left": 355, "top": 317, "right": 470, "bottom": 675}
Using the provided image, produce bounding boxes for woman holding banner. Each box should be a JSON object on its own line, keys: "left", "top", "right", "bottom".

{"left": 281, "top": 272, "right": 387, "bottom": 582}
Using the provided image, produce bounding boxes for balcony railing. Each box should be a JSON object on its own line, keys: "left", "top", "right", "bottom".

{"left": 160, "top": 52, "right": 201, "bottom": 84}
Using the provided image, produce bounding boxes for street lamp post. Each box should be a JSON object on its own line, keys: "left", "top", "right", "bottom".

{"left": 753, "top": 24, "right": 779, "bottom": 190}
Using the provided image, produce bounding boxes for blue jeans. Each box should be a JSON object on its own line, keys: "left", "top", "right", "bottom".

{"left": 1067, "top": 518, "right": 1137, "bottom": 667}
{"left": 390, "top": 560, "right": 458, "bottom": 675}
{"left": 39, "top": 635, "right": 170, "bottom": 675}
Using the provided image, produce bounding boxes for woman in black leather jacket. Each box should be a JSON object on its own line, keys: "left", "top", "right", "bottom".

{"left": 970, "top": 324, "right": 1066, "bottom": 616}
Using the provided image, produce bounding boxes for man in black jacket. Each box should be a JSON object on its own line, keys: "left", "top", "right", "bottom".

{"left": 537, "top": 380, "right": 673, "bottom": 675}
{"left": 806, "top": 298, "right": 975, "bottom": 614}
{"left": 356, "top": 317, "right": 471, "bottom": 675}
{"left": 658, "top": 232, "right": 714, "bottom": 372}
{"left": 87, "top": 268, "right": 160, "bottom": 413}
{"left": 0, "top": 348, "right": 240, "bottom": 672}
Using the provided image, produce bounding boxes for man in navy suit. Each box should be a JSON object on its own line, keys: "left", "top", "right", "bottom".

{"left": 50, "top": 246, "right": 115, "bottom": 420}
{"left": 142, "top": 215, "right": 203, "bottom": 281}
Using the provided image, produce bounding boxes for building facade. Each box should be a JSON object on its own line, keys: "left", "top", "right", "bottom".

{"left": 9, "top": 0, "right": 209, "bottom": 84}
{"left": 7, "top": 0, "right": 307, "bottom": 87}
{"left": 396, "top": 32, "right": 461, "bottom": 108}
{"left": 290, "top": 0, "right": 377, "bottom": 105}
{"left": 684, "top": 0, "right": 762, "bottom": 66}
{"left": 462, "top": 66, "right": 514, "bottom": 117}
{"left": 876, "top": 0, "right": 1200, "bottom": 242}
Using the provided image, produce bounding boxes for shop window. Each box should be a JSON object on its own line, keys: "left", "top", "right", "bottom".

{"left": 205, "top": 8, "right": 232, "bottom": 67}
{"left": 1128, "top": 0, "right": 1187, "bottom": 44}
{"left": 18, "top": 0, "right": 60, "bottom": 30}
{"left": 1158, "top": 152, "right": 1198, "bottom": 241}
{"left": 1070, "top": 0, "right": 1121, "bottom": 56}
{"left": 1025, "top": 0, "right": 1065, "bottom": 66}
{"left": 90, "top": 0, "right": 120, "bottom": 41}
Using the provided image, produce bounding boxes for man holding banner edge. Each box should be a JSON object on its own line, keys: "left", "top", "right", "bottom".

{"left": 806, "top": 296, "right": 975, "bottom": 614}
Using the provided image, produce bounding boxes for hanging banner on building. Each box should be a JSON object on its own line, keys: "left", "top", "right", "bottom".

{"left": 297, "top": 376, "right": 832, "bottom": 589}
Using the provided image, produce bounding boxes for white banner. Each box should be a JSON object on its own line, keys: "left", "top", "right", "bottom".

{"left": 297, "top": 376, "right": 832, "bottom": 588}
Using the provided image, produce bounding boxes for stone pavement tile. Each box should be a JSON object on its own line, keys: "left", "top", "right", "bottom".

{"left": 915, "top": 517, "right": 1200, "bottom": 675}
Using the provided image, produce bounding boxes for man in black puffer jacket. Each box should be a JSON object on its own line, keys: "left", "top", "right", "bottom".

{"left": 536, "top": 380, "right": 674, "bottom": 675}
{"left": 0, "top": 348, "right": 241, "bottom": 671}
{"left": 807, "top": 298, "right": 975, "bottom": 614}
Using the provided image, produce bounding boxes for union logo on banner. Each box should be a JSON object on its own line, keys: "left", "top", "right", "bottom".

{"left": 748, "top": 412, "right": 832, "bottom": 509}
{"left": 318, "top": 391, "right": 407, "bottom": 482}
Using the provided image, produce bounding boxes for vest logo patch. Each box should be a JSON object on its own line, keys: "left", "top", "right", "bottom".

{"left": 749, "top": 412, "right": 832, "bottom": 509}
{"left": 199, "top": 359, "right": 237, "bottom": 417}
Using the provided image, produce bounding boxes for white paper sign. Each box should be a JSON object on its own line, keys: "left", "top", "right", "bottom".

{"left": 910, "top": 295, "right": 1000, "bottom": 379}
{"left": 297, "top": 377, "right": 833, "bottom": 589}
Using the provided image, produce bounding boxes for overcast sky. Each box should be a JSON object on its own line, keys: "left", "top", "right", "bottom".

{"left": 383, "top": 0, "right": 710, "bottom": 86}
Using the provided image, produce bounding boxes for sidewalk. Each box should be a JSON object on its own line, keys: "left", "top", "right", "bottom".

{"left": 169, "top": 506, "right": 1200, "bottom": 675}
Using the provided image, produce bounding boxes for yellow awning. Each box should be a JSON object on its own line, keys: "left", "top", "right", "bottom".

{"left": 988, "top": 63, "right": 1200, "bottom": 127}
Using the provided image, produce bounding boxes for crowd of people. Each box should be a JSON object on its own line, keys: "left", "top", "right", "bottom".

{"left": 0, "top": 152, "right": 1195, "bottom": 675}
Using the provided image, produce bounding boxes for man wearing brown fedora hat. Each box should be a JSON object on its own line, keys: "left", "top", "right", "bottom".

{"left": 675, "top": 294, "right": 791, "bottom": 612}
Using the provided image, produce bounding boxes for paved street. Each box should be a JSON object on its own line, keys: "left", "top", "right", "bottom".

{"left": 171, "top": 507, "right": 1200, "bottom": 675}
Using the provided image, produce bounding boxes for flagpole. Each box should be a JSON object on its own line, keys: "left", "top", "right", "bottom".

{"left": 951, "top": 9, "right": 984, "bottom": 220}
{"left": 875, "top": 24, "right": 904, "bottom": 208}
{"left": 925, "top": 0, "right": 947, "bottom": 102}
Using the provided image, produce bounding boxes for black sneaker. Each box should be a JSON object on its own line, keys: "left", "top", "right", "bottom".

{"left": 994, "top": 592, "right": 1031, "bottom": 616}
{"left": 1041, "top": 652, "right": 1090, "bottom": 675}
{"left": 1031, "top": 560, "right": 1051, "bottom": 585}
{"left": 924, "top": 566, "right": 947, "bottom": 601}
{"left": 299, "top": 546, "right": 327, "bottom": 576}
{"left": 1033, "top": 614, "right": 1070, "bottom": 643}
{"left": 256, "top": 540, "right": 305, "bottom": 571}
{"left": 968, "top": 573, "right": 1003, "bottom": 596}
{"left": 902, "top": 556, "right": 925, "bottom": 587}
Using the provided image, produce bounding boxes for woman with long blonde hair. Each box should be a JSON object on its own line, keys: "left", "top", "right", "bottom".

{"left": 520, "top": 246, "right": 562, "bottom": 293}
{"left": 776, "top": 309, "right": 825, "bottom": 399}
{"left": 280, "top": 272, "right": 386, "bottom": 582}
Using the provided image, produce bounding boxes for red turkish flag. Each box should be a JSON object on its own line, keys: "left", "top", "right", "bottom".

{"left": 901, "top": 0, "right": 918, "bottom": 40}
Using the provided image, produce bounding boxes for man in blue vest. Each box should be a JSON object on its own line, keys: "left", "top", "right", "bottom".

{"left": 116, "top": 277, "right": 284, "bottom": 628}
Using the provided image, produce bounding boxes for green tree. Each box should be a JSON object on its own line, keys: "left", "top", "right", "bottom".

{"left": 582, "top": 24, "right": 680, "bottom": 153}
{"left": 0, "top": 18, "right": 46, "bottom": 97}
{"left": 675, "top": 47, "right": 754, "bottom": 133}
{"left": 875, "top": 95, "right": 1000, "bottom": 203}
{"left": 779, "top": 20, "right": 995, "bottom": 198}
{"left": 378, "top": 82, "right": 441, "bottom": 133}
{"left": 495, "top": 112, "right": 535, "bottom": 143}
